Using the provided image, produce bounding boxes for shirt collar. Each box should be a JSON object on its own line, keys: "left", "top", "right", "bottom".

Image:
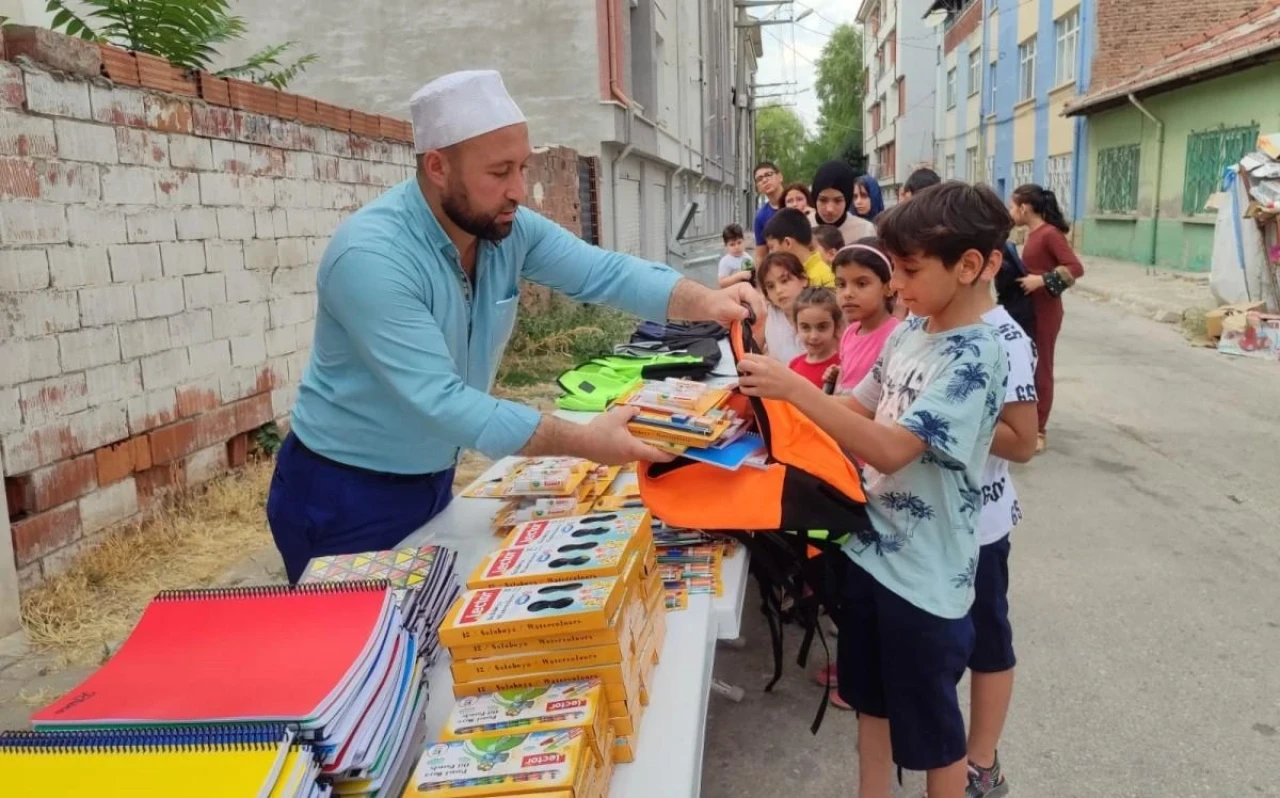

{"left": 402, "top": 178, "right": 507, "bottom": 260}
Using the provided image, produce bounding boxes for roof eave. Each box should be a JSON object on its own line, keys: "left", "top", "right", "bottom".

{"left": 1063, "top": 38, "right": 1280, "bottom": 117}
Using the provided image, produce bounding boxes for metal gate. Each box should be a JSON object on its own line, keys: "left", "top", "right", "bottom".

{"left": 615, "top": 176, "right": 643, "bottom": 256}
{"left": 1046, "top": 154, "right": 1073, "bottom": 221}
{"left": 577, "top": 157, "right": 600, "bottom": 245}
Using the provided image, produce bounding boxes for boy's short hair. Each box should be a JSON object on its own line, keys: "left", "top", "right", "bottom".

{"left": 876, "top": 180, "right": 1013, "bottom": 266}
{"left": 754, "top": 160, "right": 779, "bottom": 176}
{"left": 903, "top": 168, "right": 942, "bottom": 197}
{"left": 722, "top": 223, "right": 745, "bottom": 243}
{"left": 762, "top": 208, "right": 814, "bottom": 247}
{"left": 813, "top": 225, "right": 844, "bottom": 251}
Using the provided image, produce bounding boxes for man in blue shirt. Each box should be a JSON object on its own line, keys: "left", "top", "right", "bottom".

{"left": 266, "top": 70, "right": 762, "bottom": 582}
{"left": 752, "top": 161, "right": 785, "bottom": 266}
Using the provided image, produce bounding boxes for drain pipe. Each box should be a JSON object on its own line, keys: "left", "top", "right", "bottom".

{"left": 1127, "top": 93, "right": 1163, "bottom": 272}
{"left": 604, "top": 0, "right": 636, "bottom": 251}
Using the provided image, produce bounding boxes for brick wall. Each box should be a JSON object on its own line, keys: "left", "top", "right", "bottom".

{"left": 1092, "top": 0, "right": 1264, "bottom": 89}
{"left": 0, "top": 28, "right": 588, "bottom": 590}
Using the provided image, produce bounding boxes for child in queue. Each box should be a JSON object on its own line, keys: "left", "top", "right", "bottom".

{"left": 788, "top": 287, "right": 843, "bottom": 388}
{"left": 756, "top": 251, "right": 810, "bottom": 365}
{"left": 736, "top": 182, "right": 1012, "bottom": 798}
{"left": 764, "top": 208, "right": 836, "bottom": 288}
{"left": 813, "top": 225, "right": 845, "bottom": 268}
{"left": 718, "top": 223, "right": 754, "bottom": 288}
{"left": 827, "top": 237, "right": 901, "bottom": 394}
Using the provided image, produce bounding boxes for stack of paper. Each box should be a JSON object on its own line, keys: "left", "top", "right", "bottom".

{"left": 434, "top": 511, "right": 666, "bottom": 769}
{"left": 29, "top": 581, "right": 427, "bottom": 797}
{"left": 301, "top": 545, "right": 460, "bottom": 666}
{"left": 0, "top": 724, "right": 326, "bottom": 797}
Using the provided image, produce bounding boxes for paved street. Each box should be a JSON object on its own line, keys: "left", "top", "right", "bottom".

{"left": 703, "top": 295, "right": 1280, "bottom": 797}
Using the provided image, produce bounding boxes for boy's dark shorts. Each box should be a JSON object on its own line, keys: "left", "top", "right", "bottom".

{"left": 969, "top": 534, "right": 1016, "bottom": 673}
{"left": 832, "top": 553, "right": 974, "bottom": 772}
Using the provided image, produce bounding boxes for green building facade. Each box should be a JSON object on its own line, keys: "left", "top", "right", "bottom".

{"left": 1075, "top": 61, "right": 1280, "bottom": 272}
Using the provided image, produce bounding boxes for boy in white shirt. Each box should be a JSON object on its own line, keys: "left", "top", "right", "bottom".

{"left": 961, "top": 259, "right": 1040, "bottom": 797}
{"left": 718, "top": 223, "right": 754, "bottom": 287}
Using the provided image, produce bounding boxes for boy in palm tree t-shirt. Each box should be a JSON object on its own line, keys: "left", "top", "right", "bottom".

{"left": 736, "top": 182, "right": 1012, "bottom": 798}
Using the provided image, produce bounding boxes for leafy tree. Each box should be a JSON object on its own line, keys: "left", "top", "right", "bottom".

{"left": 754, "top": 103, "right": 810, "bottom": 187}
{"left": 43, "top": 0, "right": 317, "bottom": 89}
{"left": 805, "top": 22, "right": 866, "bottom": 173}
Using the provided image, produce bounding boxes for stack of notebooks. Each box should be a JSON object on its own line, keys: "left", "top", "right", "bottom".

{"left": 0, "top": 724, "right": 327, "bottom": 796}
{"left": 300, "top": 545, "right": 460, "bottom": 666}
{"left": 422, "top": 509, "right": 666, "bottom": 780}
{"left": 617, "top": 379, "right": 767, "bottom": 471}
{"left": 28, "top": 581, "right": 428, "bottom": 797}
{"left": 407, "top": 679, "right": 615, "bottom": 798}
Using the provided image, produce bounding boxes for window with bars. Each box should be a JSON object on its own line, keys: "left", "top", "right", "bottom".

{"left": 1018, "top": 38, "right": 1035, "bottom": 102}
{"left": 1012, "top": 159, "right": 1033, "bottom": 189}
{"left": 578, "top": 156, "right": 601, "bottom": 244}
{"left": 1182, "top": 124, "right": 1258, "bottom": 215}
{"left": 1046, "top": 154, "right": 1074, "bottom": 220}
{"left": 1095, "top": 144, "right": 1139, "bottom": 213}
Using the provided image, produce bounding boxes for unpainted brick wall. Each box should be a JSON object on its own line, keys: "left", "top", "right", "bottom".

{"left": 1, "top": 28, "right": 588, "bottom": 591}
{"left": 1091, "top": 0, "right": 1265, "bottom": 89}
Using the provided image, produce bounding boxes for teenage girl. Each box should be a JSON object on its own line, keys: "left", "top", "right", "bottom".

{"left": 827, "top": 238, "right": 901, "bottom": 393}
{"left": 756, "top": 251, "right": 809, "bottom": 365}
{"left": 852, "top": 175, "right": 885, "bottom": 223}
{"left": 787, "top": 287, "right": 843, "bottom": 388}
{"left": 1009, "top": 184, "right": 1084, "bottom": 454}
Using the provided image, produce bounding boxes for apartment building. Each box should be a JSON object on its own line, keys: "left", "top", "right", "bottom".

{"left": 858, "top": 0, "right": 939, "bottom": 196}
{"left": 4, "top": 0, "right": 761, "bottom": 259}
{"left": 928, "top": 0, "right": 1093, "bottom": 219}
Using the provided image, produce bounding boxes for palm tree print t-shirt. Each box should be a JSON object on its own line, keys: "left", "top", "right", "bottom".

{"left": 849, "top": 317, "right": 1008, "bottom": 619}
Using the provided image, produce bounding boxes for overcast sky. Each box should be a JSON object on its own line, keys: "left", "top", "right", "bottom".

{"left": 750, "top": 0, "right": 861, "bottom": 132}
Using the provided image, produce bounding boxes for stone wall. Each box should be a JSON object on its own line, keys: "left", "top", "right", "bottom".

{"left": 0, "top": 28, "right": 589, "bottom": 590}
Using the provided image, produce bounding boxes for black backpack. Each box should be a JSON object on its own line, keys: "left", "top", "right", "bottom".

{"left": 996, "top": 241, "right": 1037, "bottom": 340}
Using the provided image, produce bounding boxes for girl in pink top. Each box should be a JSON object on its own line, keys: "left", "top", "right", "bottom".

{"left": 830, "top": 237, "right": 900, "bottom": 392}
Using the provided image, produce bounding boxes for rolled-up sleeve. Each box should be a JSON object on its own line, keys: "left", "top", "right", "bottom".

{"left": 323, "top": 248, "right": 541, "bottom": 459}
{"left": 518, "top": 211, "right": 682, "bottom": 322}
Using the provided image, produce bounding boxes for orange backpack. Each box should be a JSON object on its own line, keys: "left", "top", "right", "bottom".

{"left": 638, "top": 316, "right": 873, "bottom": 732}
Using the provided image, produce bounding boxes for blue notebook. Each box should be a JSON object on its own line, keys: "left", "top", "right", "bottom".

{"left": 679, "top": 433, "right": 764, "bottom": 471}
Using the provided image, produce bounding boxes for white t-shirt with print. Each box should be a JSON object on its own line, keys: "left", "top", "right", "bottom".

{"left": 977, "top": 306, "right": 1038, "bottom": 546}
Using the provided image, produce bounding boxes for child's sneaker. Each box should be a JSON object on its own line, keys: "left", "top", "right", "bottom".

{"left": 966, "top": 753, "right": 1009, "bottom": 798}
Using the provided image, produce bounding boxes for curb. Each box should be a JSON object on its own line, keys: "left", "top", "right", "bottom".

{"left": 1074, "top": 280, "right": 1209, "bottom": 324}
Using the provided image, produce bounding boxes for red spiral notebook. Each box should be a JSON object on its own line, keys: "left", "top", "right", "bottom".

{"left": 31, "top": 581, "right": 393, "bottom": 729}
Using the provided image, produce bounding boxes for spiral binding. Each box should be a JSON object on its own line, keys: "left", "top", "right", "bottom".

{"left": 0, "top": 723, "right": 300, "bottom": 754}
{"left": 153, "top": 580, "right": 392, "bottom": 602}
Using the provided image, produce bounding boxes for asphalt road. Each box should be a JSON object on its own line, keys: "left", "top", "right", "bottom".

{"left": 701, "top": 295, "right": 1280, "bottom": 797}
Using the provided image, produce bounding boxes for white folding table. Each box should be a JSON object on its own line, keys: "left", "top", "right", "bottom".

{"left": 399, "top": 337, "right": 751, "bottom": 798}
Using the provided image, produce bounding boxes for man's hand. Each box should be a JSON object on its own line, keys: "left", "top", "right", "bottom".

{"left": 737, "top": 353, "right": 813, "bottom": 403}
{"left": 667, "top": 278, "right": 766, "bottom": 330}
{"left": 577, "top": 407, "right": 676, "bottom": 465}
{"left": 1018, "top": 274, "right": 1045, "bottom": 294}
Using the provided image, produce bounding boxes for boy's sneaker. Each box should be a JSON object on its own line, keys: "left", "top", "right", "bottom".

{"left": 966, "top": 754, "right": 1009, "bottom": 798}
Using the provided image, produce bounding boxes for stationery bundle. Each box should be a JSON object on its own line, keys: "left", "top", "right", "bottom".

{"left": 28, "top": 581, "right": 428, "bottom": 797}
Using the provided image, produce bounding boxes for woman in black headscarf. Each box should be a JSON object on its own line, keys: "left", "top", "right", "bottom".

{"left": 811, "top": 160, "right": 876, "bottom": 243}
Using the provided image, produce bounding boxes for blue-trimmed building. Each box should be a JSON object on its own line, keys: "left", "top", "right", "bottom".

{"left": 929, "top": 0, "right": 1096, "bottom": 222}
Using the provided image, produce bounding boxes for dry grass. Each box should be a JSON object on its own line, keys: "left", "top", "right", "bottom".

{"left": 20, "top": 460, "right": 275, "bottom": 667}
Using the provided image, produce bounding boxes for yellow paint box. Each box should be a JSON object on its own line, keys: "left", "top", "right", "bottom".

{"left": 440, "top": 680, "right": 611, "bottom": 766}
{"left": 454, "top": 664, "right": 633, "bottom": 705}
{"left": 611, "top": 735, "right": 636, "bottom": 765}
{"left": 407, "top": 729, "right": 595, "bottom": 797}
{"left": 440, "top": 577, "right": 628, "bottom": 648}
{"left": 451, "top": 644, "right": 625, "bottom": 683}
{"left": 449, "top": 591, "right": 637, "bottom": 659}
{"left": 468, "top": 538, "right": 637, "bottom": 590}
{"left": 500, "top": 510, "right": 652, "bottom": 553}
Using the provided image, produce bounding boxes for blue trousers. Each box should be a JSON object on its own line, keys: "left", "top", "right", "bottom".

{"left": 266, "top": 433, "right": 455, "bottom": 584}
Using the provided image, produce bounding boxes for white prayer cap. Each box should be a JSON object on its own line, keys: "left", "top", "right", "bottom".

{"left": 410, "top": 70, "right": 527, "bottom": 153}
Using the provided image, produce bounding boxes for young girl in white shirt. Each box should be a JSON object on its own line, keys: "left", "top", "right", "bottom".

{"left": 756, "top": 251, "right": 809, "bottom": 364}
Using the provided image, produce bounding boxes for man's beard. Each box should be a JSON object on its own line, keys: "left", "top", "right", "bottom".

{"left": 442, "top": 180, "right": 517, "bottom": 242}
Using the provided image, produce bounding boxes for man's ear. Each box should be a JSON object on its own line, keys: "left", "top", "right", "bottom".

{"left": 420, "top": 150, "right": 449, "bottom": 189}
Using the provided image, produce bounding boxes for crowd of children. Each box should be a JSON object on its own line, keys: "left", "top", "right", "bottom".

{"left": 720, "top": 162, "right": 1083, "bottom": 798}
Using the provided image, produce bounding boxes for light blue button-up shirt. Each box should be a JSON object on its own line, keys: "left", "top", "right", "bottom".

{"left": 290, "top": 178, "right": 683, "bottom": 475}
